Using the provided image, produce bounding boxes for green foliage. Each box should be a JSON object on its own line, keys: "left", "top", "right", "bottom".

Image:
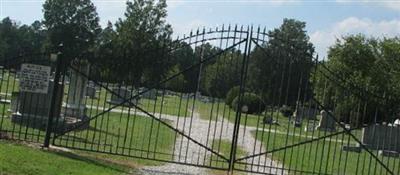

{"left": 0, "top": 18, "right": 46, "bottom": 64}
{"left": 113, "top": 0, "right": 172, "bottom": 85}
{"left": 43, "top": 0, "right": 100, "bottom": 63}
{"left": 92, "top": 22, "right": 118, "bottom": 82}
{"left": 170, "top": 42, "right": 197, "bottom": 92}
{"left": 232, "top": 92, "right": 265, "bottom": 114}
{"left": 247, "top": 18, "right": 314, "bottom": 106}
{"left": 225, "top": 86, "right": 241, "bottom": 106}
{"left": 279, "top": 105, "right": 293, "bottom": 117}
{"left": 165, "top": 65, "right": 187, "bottom": 92}
{"left": 203, "top": 51, "right": 242, "bottom": 98}
{"left": 313, "top": 35, "right": 400, "bottom": 124}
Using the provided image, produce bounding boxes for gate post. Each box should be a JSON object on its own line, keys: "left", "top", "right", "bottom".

{"left": 228, "top": 26, "right": 253, "bottom": 173}
{"left": 44, "top": 53, "right": 63, "bottom": 148}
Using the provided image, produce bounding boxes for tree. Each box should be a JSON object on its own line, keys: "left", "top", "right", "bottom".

{"left": 93, "top": 21, "right": 117, "bottom": 81}
{"left": 168, "top": 41, "right": 196, "bottom": 92}
{"left": 0, "top": 17, "right": 20, "bottom": 62}
{"left": 313, "top": 35, "right": 400, "bottom": 125}
{"left": 194, "top": 43, "right": 222, "bottom": 95}
{"left": 165, "top": 64, "right": 187, "bottom": 92}
{"left": 203, "top": 50, "right": 242, "bottom": 98}
{"left": 248, "top": 18, "right": 315, "bottom": 106}
{"left": 0, "top": 18, "right": 47, "bottom": 65}
{"left": 114, "top": 0, "right": 172, "bottom": 86}
{"left": 43, "top": 0, "right": 101, "bottom": 63}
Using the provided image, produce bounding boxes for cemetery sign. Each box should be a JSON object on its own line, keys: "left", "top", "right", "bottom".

{"left": 19, "top": 64, "right": 51, "bottom": 94}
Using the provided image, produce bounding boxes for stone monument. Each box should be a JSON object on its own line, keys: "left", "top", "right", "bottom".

{"left": 315, "top": 110, "right": 336, "bottom": 132}
{"left": 140, "top": 88, "right": 157, "bottom": 100}
{"left": 108, "top": 87, "right": 139, "bottom": 106}
{"left": 292, "top": 106, "right": 318, "bottom": 127}
{"left": 11, "top": 63, "right": 63, "bottom": 130}
{"left": 362, "top": 124, "right": 400, "bottom": 152}
{"left": 11, "top": 80, "right": 64, "bottom": 130}
{"left": 61, "top": 59, "right": 90, "bottom": 129}
{"left": 86, "top": 86, "right": 96, "bottom": 99}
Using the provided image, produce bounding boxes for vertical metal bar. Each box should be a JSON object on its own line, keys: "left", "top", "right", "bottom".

{"left": 44, "top": 54, "right": 63, "bottom": 148}
{"left": 228, "top": 26, "right": 250, "bottom": 173}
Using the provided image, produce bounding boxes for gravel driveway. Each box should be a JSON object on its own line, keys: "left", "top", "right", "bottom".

{"left": 139, "top": 109, "right": 285, "bottom": 175}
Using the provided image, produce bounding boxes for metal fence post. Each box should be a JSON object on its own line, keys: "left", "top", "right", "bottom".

{"left": 44, "top": 53, "right": 63, "bottom": 148}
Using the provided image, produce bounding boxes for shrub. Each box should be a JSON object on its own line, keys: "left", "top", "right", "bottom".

{"left": 280, "top": 105, "right": 293, "bottom": 117}
{"left": 232, "top": 93, "right": 265, "bottom": 114}
{"left": 225, "top": 86, "right": 241, "bottom": 107}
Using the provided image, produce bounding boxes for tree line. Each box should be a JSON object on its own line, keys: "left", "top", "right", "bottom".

{"left": 0, "top": 0, "right": 399, "bottom": 124}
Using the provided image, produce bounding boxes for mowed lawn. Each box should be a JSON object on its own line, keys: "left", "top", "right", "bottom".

{"left": 0, "top": 111, "right": 177, "bottom": 167}
{"left": 79, "top": 87, "right": 190, "bottom": 117}
{"left": 53, "top": 112, "right": 177, "bottom": 165}
{"left": 0, "top": 140, "right": 136, "bottom": 175}
{"left": 208, "top": 139, "right": 247, "bottom": 175}
{"left": 251, "top": 130, "right": 400, "bottom": 175}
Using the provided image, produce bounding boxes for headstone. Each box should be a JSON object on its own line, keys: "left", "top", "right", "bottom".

{"left": 140, "top": 88, "right": 157, "bottom": 100}
{"left": 199, "top": 95, "right": 212, "bottom": 103}
{"left": 362, "top": 124, "right": 400, "bottom": 152}
{"left": 342, "top": 145, "right": 362, "bottom": 153}
{"left": 11, "top": 80, "right": 64, "bottom": 130}
{"left": 315, "top": 110, "right": 336, "bottom": 132}
{"left": 0, "top": 95, "right": 10, "bottom": 104}
{"left": 292, "top": 106, "right": 318, "bottom": 121}
{"left": 182, "top": 93, "right": 194, "bottom": 99}
{"left": 10, "top": 92, "right": 19, "bottom": 113}
{"left": 263, "top": 115, "right": 279, "bottom": 125}
{"left": 293, "top": 115, "right": 302, "bottom": 127}
{"left": 19, "top": 64, "right": 51, "bottom": 94}
{"left": 108, "top": 87, "right": 139, "bottom": 106}
{"left": 379, "top": 150, "right": 399, "bottom": 157}
{"left": 394, "top": 119, "right": 400, "bottom": 126}
{"left": 86, "top": 86, "right": 96, "bottom": 99}
{"left": 62, "top": 60, "right": 89, "bottom": 121}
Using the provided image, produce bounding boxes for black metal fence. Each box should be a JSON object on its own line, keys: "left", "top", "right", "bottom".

{"left": 0, "top": 26, "right": 398, "bottom": 175}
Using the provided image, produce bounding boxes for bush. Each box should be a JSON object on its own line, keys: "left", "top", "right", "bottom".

{"left": 225, "top": 86, "right": 241, "bottom": 107}
{"left": 232, "top": 93, "right": 265, "bottom": 114}
{"left": 280, "top": 105, "right": 293, "bottom": 117}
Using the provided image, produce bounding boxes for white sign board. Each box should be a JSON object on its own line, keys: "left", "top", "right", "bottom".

{"left": 19, "top": 64, "right": 51, "bottom": 94}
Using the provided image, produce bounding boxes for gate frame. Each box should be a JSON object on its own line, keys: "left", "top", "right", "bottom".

{"left": 0, "top": 25, "right": 394, "bottom": 175}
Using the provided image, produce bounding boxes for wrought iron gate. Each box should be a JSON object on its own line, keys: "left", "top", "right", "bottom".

{"left": 0, "top": 26, "right": 398, "bottom": 175}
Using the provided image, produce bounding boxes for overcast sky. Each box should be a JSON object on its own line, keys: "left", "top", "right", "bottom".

{"left": 1, "top": 0, "right": 400, "bottom": 58}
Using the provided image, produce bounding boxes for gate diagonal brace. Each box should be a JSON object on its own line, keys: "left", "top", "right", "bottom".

{"left": 54, "top": 39, "right": 248, "bottom": 162}
{"left": 234, "top": 98, "right": 393, "bottom": 174}
{"left": 235, "top": 128, "right": 352, "bottom": 162}
{"left": 314, "top": 98, "right": 393, "bottom": 174}
{"left": 245, "top": 38, "right": 393, "bottom": 174}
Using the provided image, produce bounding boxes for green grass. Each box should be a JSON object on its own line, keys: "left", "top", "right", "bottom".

{"left": 196, "top": 100, "right": 312, "bottom": 132}
{"left": 78, "top": 87, "right": 189, "bottom": 117}
{"left": 208, "top": 139, "right": 247, "bottom": 175}
{"left": 138, "top": 95, "right": 190, "bottom": 117}
{"left": 0, "top": 71, "right": 19, "bottom": 95}
{"left": 0, "top": 140, "right": 134, "bottom": 175}
{"left": 0, "top": 108, "right": 177, "bottom": 166}
{"left": 251, "top": 130, "right": 400, "bottom": 175}
{"left": 54, "top": 112, "right": 176, "bottom": 166}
